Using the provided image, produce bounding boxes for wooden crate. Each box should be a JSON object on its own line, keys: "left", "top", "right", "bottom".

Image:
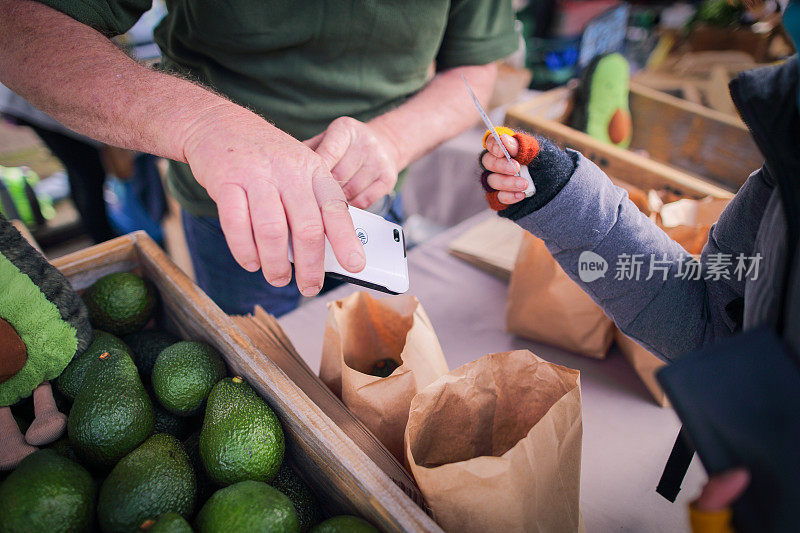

{"left": 505, "top": 82, "right": 763, "bottom": 197}
{"left": 52, "top": 231, "right": 440, "bottom": 533}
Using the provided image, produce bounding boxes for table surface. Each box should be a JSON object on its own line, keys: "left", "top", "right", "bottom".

{"left": 279, "top": 211, "right": 705, "bottom": 533}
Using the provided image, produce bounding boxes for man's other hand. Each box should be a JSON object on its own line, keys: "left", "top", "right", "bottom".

{"left": 304, "top": 117, "right": 399, "bottom": 209}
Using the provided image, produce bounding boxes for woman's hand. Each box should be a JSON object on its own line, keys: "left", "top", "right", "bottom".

{"left": 480, "top": 134, "right": 528, "bottom": 206}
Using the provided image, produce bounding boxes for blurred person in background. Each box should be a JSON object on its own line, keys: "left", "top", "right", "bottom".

{"left": 0, "top": 0, "right": 519, "bottom": 316}
{"left": 0, "top": 84, "right": 116, "bottom": 243}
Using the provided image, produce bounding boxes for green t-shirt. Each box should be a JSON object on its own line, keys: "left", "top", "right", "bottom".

{"left": 37, "top": 0, "right": 518, "bottom": 216}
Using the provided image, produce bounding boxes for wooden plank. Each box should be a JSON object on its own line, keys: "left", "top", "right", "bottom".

{"left": 51, "top": 233, "right": 139, "bottom": 290}
{"left": 54, "top": 232, "right": 440, "bottom": 533}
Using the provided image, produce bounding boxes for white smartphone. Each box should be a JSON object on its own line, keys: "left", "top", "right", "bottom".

{"left": 288, "top": 205, "right": 409, "bottom": 294}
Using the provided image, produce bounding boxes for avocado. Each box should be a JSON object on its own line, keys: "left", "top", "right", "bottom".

{"left": 370, "top": 358, "right": 400, "bottom": 378}
{"left": 153, "top": 405, "right": 195, "bottom": 441}
{"left": 196, "top": 480, "right": 299, "bottom": 533}
{"left": 152, "top": 341, "right": 226, "bottom": 416}
{"left": 83, "top": 272, "right": 156, "bottom": 336}
{"left": 270, "top": 462, "right": 321, "bottom": 532}
{"left": 140, "top": 512, "right": 193, "bottom": 532}
{"left": 98, "top": 433, "right": 196, "bottom": 533}
{"left": 199, "top": 377, "right": 284, "bottom": 485}
{"left": 68, "top": 349, "right": 154, "bottom": 469}
{"left": 310, "top": 516, "right": 379, "bottom": 533}
{"left": 123, "top": 329, "right": 179, "bottom": 378}
{"left": 0, "top": 449, "right": 95, "bottom": 533}
{"left": 57, "top": 330, "right": 132, "bottom": 400}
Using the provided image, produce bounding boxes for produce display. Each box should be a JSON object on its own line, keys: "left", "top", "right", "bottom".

{"left": 0, "top": 271, "right": 377, "bottom": 533}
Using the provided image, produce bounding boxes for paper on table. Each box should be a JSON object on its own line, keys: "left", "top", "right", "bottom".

{"left": 406, "top": 350, "right": 584, "bottom": 533}
{"left": 447, "top": 215, "right": 526, "bottom": 280}
{"left": 320, "top": 292, "right": 448, "bottom": 462}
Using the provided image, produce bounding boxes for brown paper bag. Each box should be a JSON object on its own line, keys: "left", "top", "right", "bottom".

{"left": 405, "top": 350, "right": 583, "bottom": 533}
{"left": 614, "top": 329, "right": 670, "bottom": 407}
{"left": 506, "top": 234, "right": 614, "bottom": 358}
{"left": 320, "top": 292, "right": 448, "bottom": 461}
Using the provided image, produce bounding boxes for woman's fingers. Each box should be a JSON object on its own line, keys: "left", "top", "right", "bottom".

{"left": 487, "top": 172, "right": 529, "bottom": 192}
{"left": 481, "top": 150, "right": 520, "bottom": 175}
{"left": 497, "top": 191, "right": 525, "bottom": 205}
{"left": 486, "top": 133, "right": 520, "bottom": 158}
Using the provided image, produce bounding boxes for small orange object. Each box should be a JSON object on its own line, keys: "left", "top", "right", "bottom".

{"left": 232, "top": 376, "right": 242, "bottom": 383}
{"left": 99, "top": 352, "right": 110, "bottom": 360}
{"left": 139, "top": 519, "right": 156, "bottom": 531}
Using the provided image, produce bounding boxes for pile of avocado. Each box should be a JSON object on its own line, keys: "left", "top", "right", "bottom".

{"left": 0, "top": 271, "right": 379, "bottom": 533}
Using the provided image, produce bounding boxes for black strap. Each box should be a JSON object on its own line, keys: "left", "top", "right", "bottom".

{"left": 656, "top": 427, "right": 695, "bottom": 502}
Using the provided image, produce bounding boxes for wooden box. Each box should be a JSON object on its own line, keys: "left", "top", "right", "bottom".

{"left": 52, "top": 231, "right": 439, "bottom": 533}
{"left": 505, "top": 82, "right": 763, "bottom": 197}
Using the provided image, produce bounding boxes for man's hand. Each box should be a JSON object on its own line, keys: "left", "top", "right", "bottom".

{"left": 304, "top": 117, "right": 400, "bottom": 209}
{"left": 182, "top": 105, "right": 366, "bottom": 297}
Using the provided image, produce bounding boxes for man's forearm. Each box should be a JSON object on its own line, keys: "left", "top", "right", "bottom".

{"left": 0, "top": 0, "right": 269, "bottom": 163}
{"left": 369, "top": 62, "right": 497, "bottom": 170}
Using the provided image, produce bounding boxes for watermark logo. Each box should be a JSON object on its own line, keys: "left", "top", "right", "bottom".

{"left": 355, "top": 228, "right": 368, "bottom": 245}
{"left": 578, "top": 251, "right": 608, "bottom": 282}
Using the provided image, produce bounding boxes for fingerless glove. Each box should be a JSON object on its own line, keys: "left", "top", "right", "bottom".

{"left": 480, "top": 127, "right": 578, "bottom": 221}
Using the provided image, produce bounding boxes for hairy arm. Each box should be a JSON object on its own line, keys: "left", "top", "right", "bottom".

{"left": 0, "top": 0, "right": 224, "bottom": 160}
{"left": 0, "top": 0, "right": 367, "bottom": 296}
{"left": 373, "top": 62, "right": 497, "bottom": 170}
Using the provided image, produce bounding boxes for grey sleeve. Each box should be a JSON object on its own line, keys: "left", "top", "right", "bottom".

{"left": 512, "top": 153, "right": 770, "bottom": 361}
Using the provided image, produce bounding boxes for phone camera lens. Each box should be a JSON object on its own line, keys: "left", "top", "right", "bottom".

{"left": 393, "top": 229, "right": 400, "bottom": 242}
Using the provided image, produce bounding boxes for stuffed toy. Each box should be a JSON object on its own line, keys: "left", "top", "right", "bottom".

{"left": 0, "top": 213, "right": 92, "bottom": 469}
{"left": 570, "top": 52, "right": 633, "bottom": 149}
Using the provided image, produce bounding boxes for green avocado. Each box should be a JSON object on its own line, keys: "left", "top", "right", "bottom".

{"left": 0, "top": 449, "right": 96, "bottom": 533}
{"left": 310, "top": 516, "right": 379, "bottom": 533}
{"left": 67, "top": 349, "right": 154, "bottom": 469}
{"left": 123, "top": 329, "right": 179, "bottom": 378}
{"left": 199, "top": 377, "right": 284, "bottom": 485}
{"left": 270, "top": 462, "right": 321, "bottom": 532}
{"left": 56, "top": 330, "right": 132, "bottom": 400}
{"left": 83, "top": 272, "right": 156, "bottom": 336}
{"left": 98, "top": 434, "right": 196, "bottom": 533}
{"left": 152, "top": 341, "right": 226, "bottom": 416}
{"left": 140, "top": 512, "right": 194, "bottom": 533}
{"left": 196, "top": 481, "right": 298, "bottom": 533}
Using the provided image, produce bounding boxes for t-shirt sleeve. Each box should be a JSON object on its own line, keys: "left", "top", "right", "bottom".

{"left": 32, "top": 0, "right": 152, "bottom": 36}
{"left": 436, "top": 0, "right": 518, "bottom": 70}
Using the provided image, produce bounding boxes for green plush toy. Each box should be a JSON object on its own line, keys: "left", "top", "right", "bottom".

{"left": 0, "top": 213, "right": 92, "bottom": 470}
{"left": 571, "top": 52, "right": 633, "bottom": 149}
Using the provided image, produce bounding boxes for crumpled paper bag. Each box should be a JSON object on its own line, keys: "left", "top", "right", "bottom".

{"left": 405, "top": 350, "right": 583, "bottom": 533}
{"left": 506, "top": 234, "right": 614, "bottom": 358}
{"left": 320, "top": 292, "right": 448, "bottom": 462}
